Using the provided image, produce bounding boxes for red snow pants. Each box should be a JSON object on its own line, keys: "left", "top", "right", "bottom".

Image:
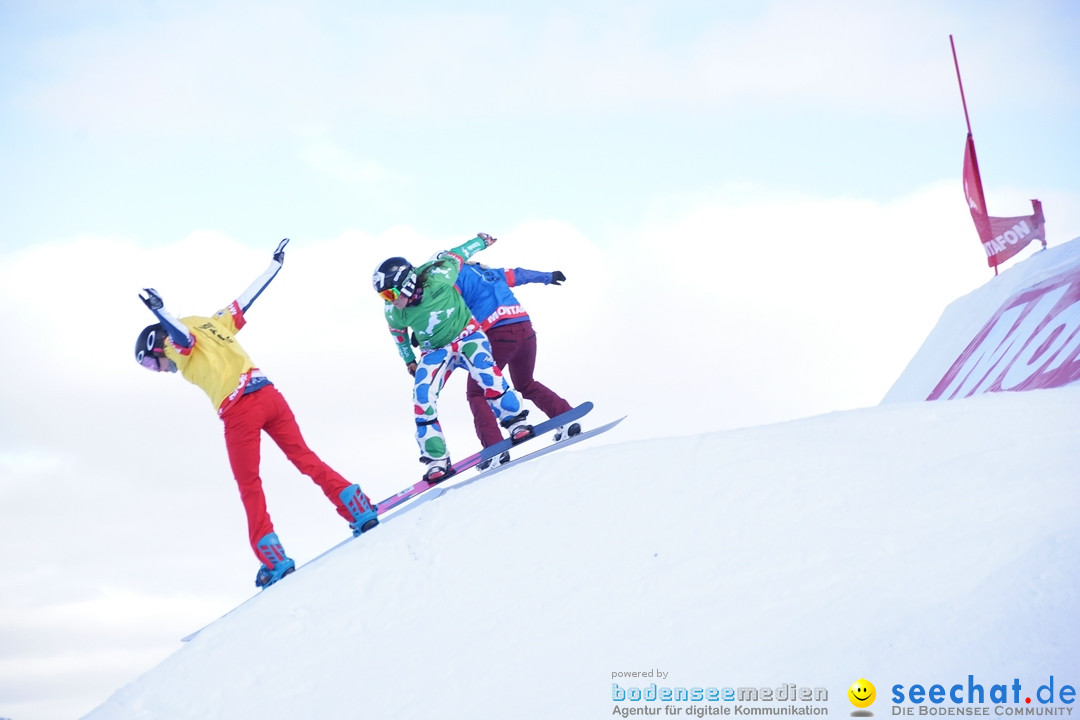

{"left": 221, "top": 385, "right": 355, "bottom": 562}
{"left": 465, "top": 319, "right": 572, "bottom": 448}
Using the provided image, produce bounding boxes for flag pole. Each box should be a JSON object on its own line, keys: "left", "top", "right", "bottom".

{"left": 951, "top": 35, "right": 998, "bottom": 275}
{"left": 950, "top": 35, "right": 974, "bottom": 136}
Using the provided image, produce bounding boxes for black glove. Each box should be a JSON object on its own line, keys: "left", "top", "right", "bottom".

{"left": 410, "top": 331, "right": 419, "bottom": 348}
{"left": 406, "top": 361, "right": 418, "bottom": 376}
{"left": 550, "top": 271, "right": 566, "bottom": 286}
{"left": 477, "top": 232, "right": 497, "bottom": 247}
{"left": 273, "top": 238, "right": 290, "bottom": 264}
{"left": 139, "top": 288, "right": 164, "bottom": 310}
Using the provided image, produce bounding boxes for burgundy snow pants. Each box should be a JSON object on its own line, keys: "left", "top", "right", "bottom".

{"left": 221, "top": 385, "right": 357, "bottom": 562}
{"left": 465, "top": 319, "right": 572, "bottom": 448}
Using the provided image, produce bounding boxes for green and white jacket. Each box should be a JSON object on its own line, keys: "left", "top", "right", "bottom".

{"left": 383, "top": 235, "right": 490, "bottom": 365}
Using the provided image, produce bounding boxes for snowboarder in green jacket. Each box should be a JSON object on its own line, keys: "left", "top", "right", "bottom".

{"left": 373, "top": 232, "right": 533, "bottom": 483}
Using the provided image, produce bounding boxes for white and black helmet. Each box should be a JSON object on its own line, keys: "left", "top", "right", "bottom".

{"left": 135, "top": 323, "right": 166, "bottom": 367}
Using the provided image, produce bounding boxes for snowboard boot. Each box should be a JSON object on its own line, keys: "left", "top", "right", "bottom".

{"left": 340, "top": 483, "right": 379, "bottom": 537}
{"left": 501, "top": 410, "right": 534, "bottom": 444}
{"left": 255, "top": 560, "right": 295, "bottom": 589}
{"left": 422, "top": 457, "right": 456, "bottom": 485}
{"left": 478, "top": 450, "right": 511, "bottom": 472}
{"left": 553, "top": 422, "right": 582, "bottom": 442}
{"left": 254, "top": 532, "right": 296, "bottom": 589}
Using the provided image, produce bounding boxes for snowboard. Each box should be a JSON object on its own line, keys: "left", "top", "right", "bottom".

{"left": 470, "top": 414, "right": 626, "bottom": 481}
{"left": 375, "top": 401, "right": 594, "bottom": 515}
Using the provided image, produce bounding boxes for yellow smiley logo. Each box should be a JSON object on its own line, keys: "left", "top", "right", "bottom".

{"left": 848, "top": 679, "right": 876, "bottom": 708}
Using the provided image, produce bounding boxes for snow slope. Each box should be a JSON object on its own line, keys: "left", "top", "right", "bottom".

{"left": 79, "top": 383, "right": 1080, "bottom": 719}
{"left": 76, "top": 239, "right": 1080, "bottom": 719}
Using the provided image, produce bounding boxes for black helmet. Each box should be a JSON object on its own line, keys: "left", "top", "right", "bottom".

{"left": 373, "top": 257, "right": 417, "bottom": 300}
{"left": 135, "top": 324, "right": 167, "bottom": 368}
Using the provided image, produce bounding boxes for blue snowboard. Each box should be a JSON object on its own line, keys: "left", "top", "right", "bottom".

{"left": 376, "top": 401, "right": 594, "bottom": 515}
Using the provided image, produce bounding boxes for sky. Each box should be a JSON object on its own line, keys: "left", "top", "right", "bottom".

{"left": 0, "top": 0, "right": 1078, "bottom": 718}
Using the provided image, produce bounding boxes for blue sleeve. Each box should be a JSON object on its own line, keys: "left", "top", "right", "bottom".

{"left": 508, "top": 268, "right": 552, "bottom": 286}
{"left": 237, "top": 259, "right": 283, "bottom": 314}
{"left": 149, "top": 305, "right": 194, "bottom": 348}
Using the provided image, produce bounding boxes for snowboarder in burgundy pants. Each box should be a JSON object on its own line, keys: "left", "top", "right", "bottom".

{"left": 455, "top": 262, "right": 579, "bottom": 470}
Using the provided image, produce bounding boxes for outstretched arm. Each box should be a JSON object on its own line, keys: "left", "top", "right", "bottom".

{"left": 432, "top": 233, "right": 497, "bottom": 277}
{"left": 139, "top": 288, "right": 193, "bottom": 349}
{"left": 506, "top": 268, "right": 565, "bottom": 287}
{"left": 236, "top": 238, "right": 289, "bottom": 314}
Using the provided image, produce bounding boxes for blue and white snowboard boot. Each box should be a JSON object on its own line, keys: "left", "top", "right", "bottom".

{"left": 254, "top": 532, "right": 296, "bottom": 589}
{"left": 340, "top": 484, "right": 379, "bottom": 536}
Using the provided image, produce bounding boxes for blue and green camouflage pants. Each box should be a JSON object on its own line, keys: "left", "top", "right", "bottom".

{"left": 413, "top": 328, "right": 524, "bottom": 462}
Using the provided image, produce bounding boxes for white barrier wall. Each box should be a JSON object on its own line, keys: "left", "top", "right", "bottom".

{"left": 883, "top": 236, "right": 1080, "bottom": 403}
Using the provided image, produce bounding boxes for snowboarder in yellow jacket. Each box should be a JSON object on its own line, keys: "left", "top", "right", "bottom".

{"left": 136, "top": 239, "right": 378, "bottom": 588}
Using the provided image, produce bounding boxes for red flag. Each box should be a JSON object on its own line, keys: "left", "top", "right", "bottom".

{"left": 962, "top": 133, "right": 1046, "bottom": 269}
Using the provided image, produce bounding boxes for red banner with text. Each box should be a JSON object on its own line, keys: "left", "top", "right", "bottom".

{"left": 929, "top": 265, "right": 1080, "bottom": 399}
{"left": 963, "top": 135, "right": 1046, "bottom": 268}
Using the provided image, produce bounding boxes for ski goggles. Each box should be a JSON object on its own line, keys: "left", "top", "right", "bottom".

{"left": 136, "top": 339, "right": 163, "bottom": 364}
{"left": 378, "top": 287, "right": 402, "bottom": 302}
{"left": 138, "top": 353, "right": 160, "bottom": 369}
{"left": 138, "top": 351, "right": 177, "bottom": 373}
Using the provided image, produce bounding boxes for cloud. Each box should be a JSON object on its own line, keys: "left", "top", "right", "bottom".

{"left": 19, "top": 0, "right": 1076, "bottom": 139}
{"left": 3, "top": 185, "right": 1063, "bottom": 511}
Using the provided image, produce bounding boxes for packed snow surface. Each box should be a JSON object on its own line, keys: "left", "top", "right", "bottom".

{"left": 81, "top": 385, "right": 1080, "bottom": 719}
